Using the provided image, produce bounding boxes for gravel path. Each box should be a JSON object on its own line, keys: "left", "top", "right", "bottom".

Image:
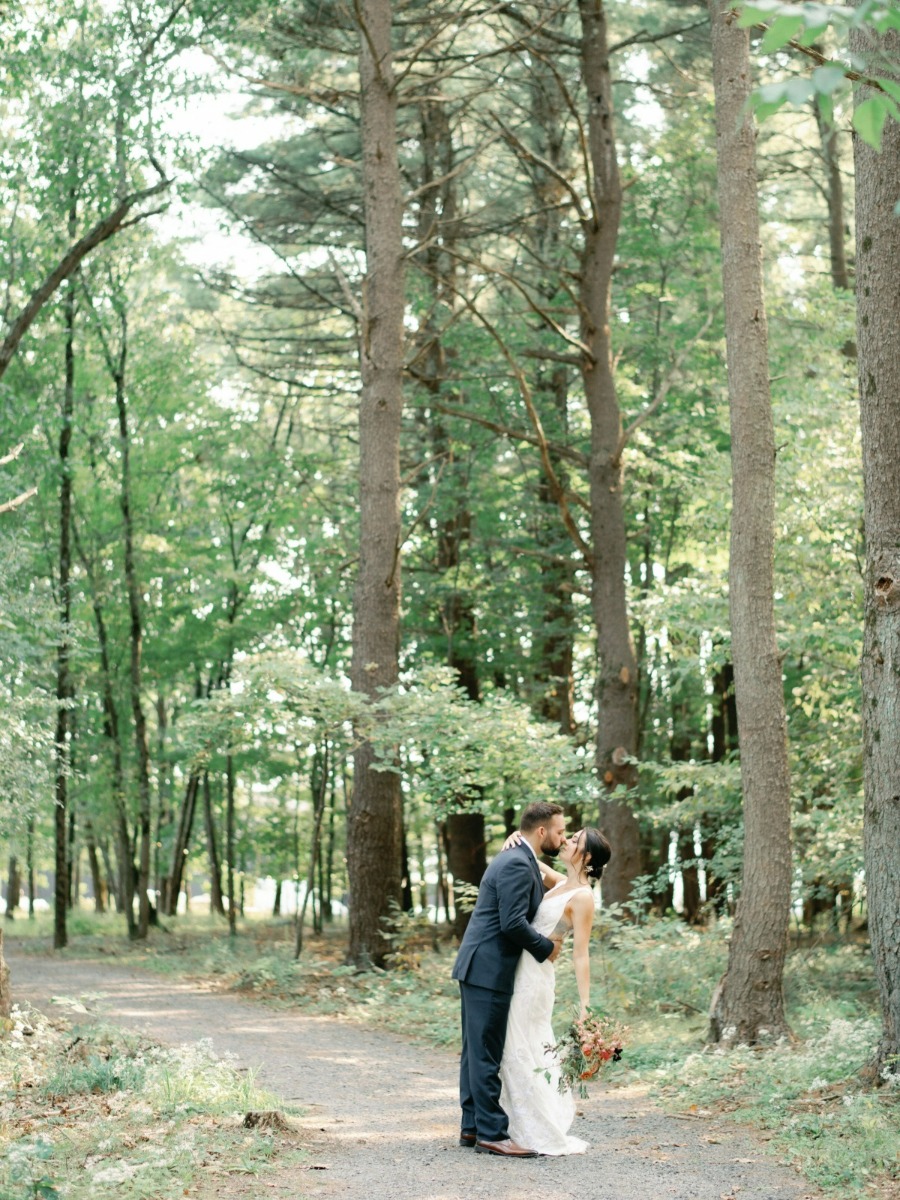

{"left": 7, "top": 951, "right": 819, "bottom": 1200}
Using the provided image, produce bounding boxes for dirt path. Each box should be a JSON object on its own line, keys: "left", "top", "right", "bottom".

{"left": 6, "top": 951, "right": 819, "bottom": 1200}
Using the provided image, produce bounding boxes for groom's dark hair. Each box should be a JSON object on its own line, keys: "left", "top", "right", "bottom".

{"left": 519, "top": 801, "right": 564, "bottom": 832}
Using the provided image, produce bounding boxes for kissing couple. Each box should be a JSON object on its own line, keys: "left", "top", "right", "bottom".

{"left": 452, "top": 801, "right": 612, "bottom": 1157}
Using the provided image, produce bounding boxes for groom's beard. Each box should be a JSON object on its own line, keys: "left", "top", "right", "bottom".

{"left": 540, "top": 840, "right": 562, "bottom": 858}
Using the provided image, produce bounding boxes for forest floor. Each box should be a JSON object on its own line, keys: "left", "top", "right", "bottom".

{"left": 4, "top": 945, "right": 824, "bottom": 1200}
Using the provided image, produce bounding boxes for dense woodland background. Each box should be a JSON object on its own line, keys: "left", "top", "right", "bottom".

{"left": 1, "top": 0, "right": 899, "bottom": 1078}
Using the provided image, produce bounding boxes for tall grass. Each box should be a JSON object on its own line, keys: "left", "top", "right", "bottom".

{"left": 0, "top": 1005, "right": 306, "bottom": 1200}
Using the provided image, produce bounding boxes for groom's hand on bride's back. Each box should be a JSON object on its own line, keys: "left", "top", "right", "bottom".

{"left": 548, "top": 935, "right": 564, "bottom": 963}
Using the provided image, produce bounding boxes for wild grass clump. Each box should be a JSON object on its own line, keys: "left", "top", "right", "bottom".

{"left": 0, "top": 1005, "right": 306, "bottom": 1200}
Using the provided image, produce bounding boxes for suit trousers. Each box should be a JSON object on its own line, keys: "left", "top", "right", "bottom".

{"left": 458, "top": 980, "right": 513, "bottom": 1142}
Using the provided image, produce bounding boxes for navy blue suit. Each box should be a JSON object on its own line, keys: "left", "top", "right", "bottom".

{"left": 451, "top": 842, "right": 554, "bottom": 1141}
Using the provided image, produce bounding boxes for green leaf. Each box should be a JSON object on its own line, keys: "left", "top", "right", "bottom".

{"left": 795, "top": 22, "right": 831, "bottom": 46}
{"left": 870, "top": 6, "right": 900, "bottom": 33}
{"left": 753, "top": 98, "right": 791, "bottom": 122}
{"left": 817, "top": 92, "right": 835, "bottom": 128}
{"left": 785, "top": 76, "right": 816, "bottom": 104}
{"left": 748, "top": 80, "right": 787, "bottom": 121}
{"left": 853, "top": 95, "right": 890, "bottom": 149}
{"left": 877, "top": 78, "right": 900, "bottom": 105}
{"left": 757, "top": 80, "right": 790, "bottom": 104}
{"left": 761, "top": 14, "right": 804, "bottom": 52}
{"left": 812, "top": 65, "right": 847, "bottom": 94}
{"left": 737, "top": 2, "right": 785, "bottom": 29}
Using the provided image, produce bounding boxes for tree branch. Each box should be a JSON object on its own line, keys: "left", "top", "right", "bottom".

{"left": 608, "top": 18, "right": 709, "bottom": 56}
{"left": 441, "top": 246, "right": 594, "bottom": 361}
{"left": 421, "top": 398, "right": 589, "bottom": 468}
{"left": 0, "top": 487, "right": 37, "bottom": 515}
{"left": 490, "top": 115, "right": 589, "bottom": 225}
{"left": 0, "top": 177, "right": 171, "bottom": 383}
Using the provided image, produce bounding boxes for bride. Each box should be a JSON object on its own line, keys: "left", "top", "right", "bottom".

{"left": 499, "top": 826, "right": 611, "bottom": 1156}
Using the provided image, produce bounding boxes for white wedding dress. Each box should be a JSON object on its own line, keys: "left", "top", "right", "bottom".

{"left": 499, "top": 883, "right": 591, "bottom": 1155}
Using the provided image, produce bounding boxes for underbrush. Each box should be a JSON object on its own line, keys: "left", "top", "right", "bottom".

{"left": 0, "top": 1003, "right": 307, "bottom": 1200}
{"left": 6, "top": 910, "right": 896, "bottom": 1197}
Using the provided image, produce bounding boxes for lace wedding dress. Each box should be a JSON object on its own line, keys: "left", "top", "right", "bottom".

{"left": 499, "top": 883, "right": 591, "bottom": 1155}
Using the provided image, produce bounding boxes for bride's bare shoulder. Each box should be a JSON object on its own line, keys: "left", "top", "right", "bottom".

{"left": 565, "top": 887, "right": 595, "bottom": 913}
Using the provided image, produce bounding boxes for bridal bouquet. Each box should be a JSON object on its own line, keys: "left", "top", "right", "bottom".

{"left": 545, "top": 1008, "right": 628, "bottom": 1098}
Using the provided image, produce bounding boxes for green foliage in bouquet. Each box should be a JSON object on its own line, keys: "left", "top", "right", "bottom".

{"left": 543, "top": 1008, "right": 628, "bottom": 1099}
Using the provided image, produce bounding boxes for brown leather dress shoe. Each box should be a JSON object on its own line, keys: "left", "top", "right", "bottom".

{"left": 474, "top": 1138, "right": 538, "bottom": 1157}
{"left": 459, "top": 1133, "right": 476, "bottom": 1147}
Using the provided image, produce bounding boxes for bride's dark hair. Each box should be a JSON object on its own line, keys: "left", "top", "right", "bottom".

{"left": 580, "top": 828, "right": 612, "bottom": 882}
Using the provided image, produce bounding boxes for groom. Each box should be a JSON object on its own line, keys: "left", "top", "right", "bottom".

{"left": 451, "top": 801, "right": 568, "bottom": 1157}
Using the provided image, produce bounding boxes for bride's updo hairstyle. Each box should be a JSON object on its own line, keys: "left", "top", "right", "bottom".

{"left": 580, "top": 828, "right": 612, "bottom": 883}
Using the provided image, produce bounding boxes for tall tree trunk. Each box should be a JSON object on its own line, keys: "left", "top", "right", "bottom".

{"left": 164, "top": 773, "right": 200, "bottom": 916}
{"left": 203, "top": 771, "right": 225, "bottom": 917}
{"left": 851, "top": 12, "right": 900, "bottom": 1082}
{"left": 225, "top": 755, "right": 237, "bottom": 937}
{"left": 5, "top": 857, "right": 20, "bottom": 920}
{"left": 704, "top": 662, "right": 738, "bottom": 913}
{"left": 54, "top": 193, "right": 78, "bottom": 951}
{"left": 154, "top": 691, "right": 171, "bottom": 904}
{"left": 530, "top": 52, "right": 578, "bottom": 740}
{"left": 346, "top": 0, "right": 405, "bottom": 968}
{"left": 323, "top": 766, "right": 338, "bottom": 922}
{"left": 112, "top": 305, "right": 153, "bottom": 938}
{"left": 163, "top": 671, "right": 205, "bottom": 915}
{"left": 813, "top": 98, "right": 851, "bottom": 291}
{"left": 67, "top": 790, "right": 77, "bottom": 909}
{"left": 100, "top": 840, "right": 118, "bottom": 913}
{"left": 26, "top": 819, "right": 35, "bottom": 918}
{"left": 295, "top": 743, "right": 330, "bottom": 957}
{"left": 577, "top": 0, "right": 642, "bottom": 903}
{"left": 83, "top": 820, "right": 107, "bottom": 913}
{"left": 435, "top": 819, "right": 451, "bottom": 923}
{"left": 73, "top": 516, "right": 135, "bottom": 932}
{"left": 706, "top": 0, "right": 792, "bottom": 1045}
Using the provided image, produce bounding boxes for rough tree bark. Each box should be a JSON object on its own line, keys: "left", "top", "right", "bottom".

{"left": 577, "top": 0, "right": 643, "bottom": 903}
{"left": 706, "top": 0, "right": 792, "bottom": 1045}
{"left": 851, "top": 13, "right": 900, "bottom": 1081}
{"left": 346, "top": 0, "right": 405, "bottom": 968}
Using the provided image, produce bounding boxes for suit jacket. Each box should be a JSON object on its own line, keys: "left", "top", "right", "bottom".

{"left": 451, "top": 841, "right": 554, "bottom": 994}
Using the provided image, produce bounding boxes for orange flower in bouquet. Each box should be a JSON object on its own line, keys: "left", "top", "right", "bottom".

{"left": 543, "top": 1008, "right": 627, "bottom": 1098}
